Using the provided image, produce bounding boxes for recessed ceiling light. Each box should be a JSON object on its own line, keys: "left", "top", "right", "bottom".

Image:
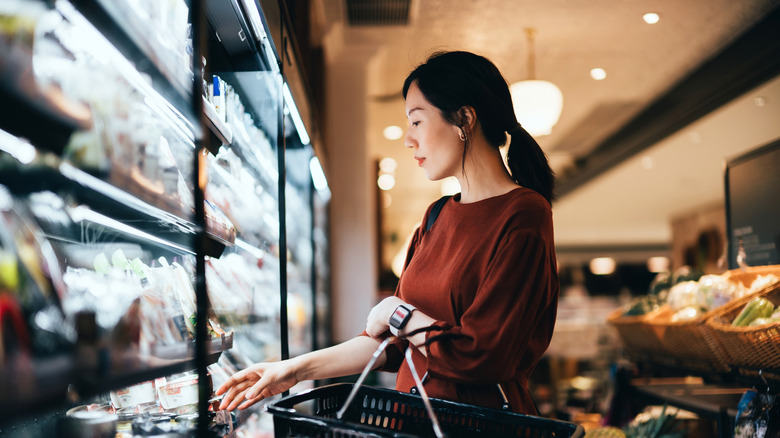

{"left": 383, "top": 125, "right": 404, "bottom": 140}
{"left": 377, "top": 174, "right": 395, "bottom": 191}
{"left": 641, "top": 156, "right": 653, "bottom": 170}
{"left": 643, "top": 13, "right": 660, "bottom": 24}
{"left": 379, "top": 157, "right": 397, "bottom": 173}
{"left": 589, "top": 257, "right": 616, "bottom": 275}
{"left": 590, "top": 68, "right": 607, "bottom": 80}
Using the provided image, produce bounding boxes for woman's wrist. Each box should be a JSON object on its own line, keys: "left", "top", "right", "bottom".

{"left": 287, "top": 355, "right": 308, "bottom": 382}
{"left": 399, "top": 311, "right": 436, "bottom": 352}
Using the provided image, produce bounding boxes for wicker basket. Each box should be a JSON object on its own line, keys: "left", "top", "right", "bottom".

{"left": 651, "top": 306, "right": 731, "bottom": 372}
{"left": 607, "top": 306, "right": 670, "bottom": 359}
{"left": 650, "top": 266, "right": 780, "bottom": 372}
{"left": 706, "top": 271, "right": 780, "bottom": 372}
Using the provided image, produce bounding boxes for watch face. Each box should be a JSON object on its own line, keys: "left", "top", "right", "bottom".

{"left": 390, "top": 305, "right": 411, "bottom": 328}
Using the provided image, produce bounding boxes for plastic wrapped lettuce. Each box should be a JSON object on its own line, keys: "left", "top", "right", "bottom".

{"left": 667, "top": 281, "right": 699, "bottom": 312}
{"left": 695, "top": 275, "right": 742, "bottom": 312}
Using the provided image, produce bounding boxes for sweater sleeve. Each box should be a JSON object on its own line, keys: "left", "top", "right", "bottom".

{"left": 423, "top": 228, "right": 558, "bottom": 384}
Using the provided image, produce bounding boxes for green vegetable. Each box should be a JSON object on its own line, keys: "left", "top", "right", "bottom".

{"left": 732, "top": 298, "right": 775, "bottom": 327}
{"left": 93, "top": 252, "right": 111, "bottom": 274}
{"left": 129, "top": 258, "right": 147, "bottom": 279}
{"left": 649, "top": 271, "right": 673, "bottom": 296}
{"left": 624, "top": 295, "right": 659, "bottom": 316}
{"left": 748, "top": 316, "right": 780, "bottom": 327}
{"left": 111, "top": 249, "right": 129, "bottom": 269}
{"left": 622, "top": 404, "right": 686, "bottom": 438}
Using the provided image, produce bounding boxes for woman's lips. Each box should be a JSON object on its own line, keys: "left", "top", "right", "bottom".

{"left": 416, "top": 157, "right": 425, "bottom": 167}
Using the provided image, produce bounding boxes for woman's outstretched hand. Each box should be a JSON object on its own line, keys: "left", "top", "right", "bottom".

{"left": 216, "top": 360, "right": 300, "bottom": 411}
{"left": 366, "top": 296, "right": 404, "bottom": 338}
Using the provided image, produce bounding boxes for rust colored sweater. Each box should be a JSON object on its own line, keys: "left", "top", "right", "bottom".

{"left": 380, "top": 187, "right": 559, "bottom": 414}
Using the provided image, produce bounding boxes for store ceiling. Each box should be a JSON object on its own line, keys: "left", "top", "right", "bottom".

{"left": 311, "top": 0, "right": 780, "bottom": 265}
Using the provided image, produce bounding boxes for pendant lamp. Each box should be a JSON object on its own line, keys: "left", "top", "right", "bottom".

{"left": 509, "top": 28, "right": 563, "bottom": 137}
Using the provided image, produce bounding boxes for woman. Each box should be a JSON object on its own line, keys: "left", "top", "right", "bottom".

{"left": 216, "top": 51, "right": 558, "bottom": 415}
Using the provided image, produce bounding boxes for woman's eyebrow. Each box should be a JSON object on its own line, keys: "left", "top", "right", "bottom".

{"left": 406, "top": 107, "right": 423, "bottom": 117}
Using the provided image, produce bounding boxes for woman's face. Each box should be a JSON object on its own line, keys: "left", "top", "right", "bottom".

{"left": 404, "top": 81, "right": 463, "bottom": 181}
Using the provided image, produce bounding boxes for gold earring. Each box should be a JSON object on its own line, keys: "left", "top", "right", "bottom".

{"left": 459, "top": 131, "right": 466, "bottom": 141}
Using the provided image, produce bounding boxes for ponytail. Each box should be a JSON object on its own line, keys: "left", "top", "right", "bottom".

{"left": 506, "top": 124, "right": 556, "bottom": 204}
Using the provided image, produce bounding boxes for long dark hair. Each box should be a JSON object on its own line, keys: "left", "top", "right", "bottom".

{"left": 402, "top": 51, "right": 556, "bottom": 204}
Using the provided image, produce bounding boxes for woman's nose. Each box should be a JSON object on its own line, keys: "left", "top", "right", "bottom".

{"left": 404, "top": 132, "right": 415, "bottom": 148}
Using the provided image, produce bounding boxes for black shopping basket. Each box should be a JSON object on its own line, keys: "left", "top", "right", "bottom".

{"left": 268, "top": 382, "right": 584, "bottom": 438}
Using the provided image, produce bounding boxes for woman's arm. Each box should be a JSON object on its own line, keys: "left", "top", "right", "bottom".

{"left": 216, "top": 335, "right": 387, "bottom": 410}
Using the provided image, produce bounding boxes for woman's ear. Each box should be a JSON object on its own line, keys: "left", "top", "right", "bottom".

{"left": 458, "top": 106, "right": 477, "bottom": 135}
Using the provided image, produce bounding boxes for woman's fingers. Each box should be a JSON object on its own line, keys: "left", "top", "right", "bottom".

{"left": 228, "top": 388, "right": 257, "bottom": 411}
{"left": 216, "top": 367, "right": 252, "bottom": 395}
{"left": 214, "top": 361, "right": 299, "bottom": 411}
{"left": 219, "top": 379, "right": 255, "bottom": 410}
{"left": 218, "top": 366, "right": 265, "bottom": 410}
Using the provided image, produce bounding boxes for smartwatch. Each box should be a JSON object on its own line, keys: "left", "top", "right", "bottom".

{"left": 389, "top": 304, "right": 416, "bottom": 336}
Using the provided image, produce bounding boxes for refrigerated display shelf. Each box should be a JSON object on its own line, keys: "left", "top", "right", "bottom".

{"left": 203, "top": 96, "right": 234, "bottom": 155}
{"left": 0, "top": 334, "right": 230, "bottom": 425}
{"left": 232, "top": 135, "right": 280, "bottom": 196}
{"left": 66, "top": 0, "right": 196, "bottom": 127}
{"left": 149, "top": 332, "right": 234, "bottom": 361}
{"left": 215, "top": 313, "right": 274, "bottom": 328}
{"left": 0, "top": 162, "right": 234, "bottom": 257}
{"left": 72, "top": 333, "right": 233, "bottom": 397}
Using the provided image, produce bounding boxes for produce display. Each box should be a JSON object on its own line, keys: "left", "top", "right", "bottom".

{"left": 617, "top": 268, "right": 778, "bottom": 322}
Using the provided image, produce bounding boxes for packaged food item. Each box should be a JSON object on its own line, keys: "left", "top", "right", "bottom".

{"left": 734, "top": 389, "right": 780, "bottom": 438}
{"left": 157, "top": 374, "right": 199, "bottom": 413}
{"left": 58, "top": 405, "right": 118, "bottom": 438}
{"left": 110, "top": 380, "right": 156, "bottom": 409}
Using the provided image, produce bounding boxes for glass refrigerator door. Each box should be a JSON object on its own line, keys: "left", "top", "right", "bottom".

{"left": 0, "top": 0, "right": 234, "bottom": 434}
{"left": 202, "top": 0, "right": 285, "bottom": 434}
{"left": 284, "top": 147, "right": 314, "bottom": 359}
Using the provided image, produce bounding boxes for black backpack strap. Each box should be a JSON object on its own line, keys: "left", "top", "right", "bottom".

{"left": 424, "top": 195, "right": 452, "bottom": 234}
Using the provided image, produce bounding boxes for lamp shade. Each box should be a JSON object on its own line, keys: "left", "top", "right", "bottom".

{"left": 509, "top": 79, "right": 563, "bottom": 137}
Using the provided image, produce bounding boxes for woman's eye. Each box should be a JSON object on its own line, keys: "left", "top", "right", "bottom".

{"left": 411, "top": 121, "right": 421, "bottom": 127}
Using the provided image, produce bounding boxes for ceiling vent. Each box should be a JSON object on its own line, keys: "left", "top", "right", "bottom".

{"left": 346, "top": 0, "right": 411, "bottom": 26}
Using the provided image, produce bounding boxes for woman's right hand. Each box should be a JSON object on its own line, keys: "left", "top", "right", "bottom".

{"left": 216, "top": 359, "right": 301, "bottom": 411}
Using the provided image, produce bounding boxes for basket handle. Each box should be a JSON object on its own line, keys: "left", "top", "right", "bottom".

{"left": 404, "top": 346, "right": 445, "bottom": 438}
